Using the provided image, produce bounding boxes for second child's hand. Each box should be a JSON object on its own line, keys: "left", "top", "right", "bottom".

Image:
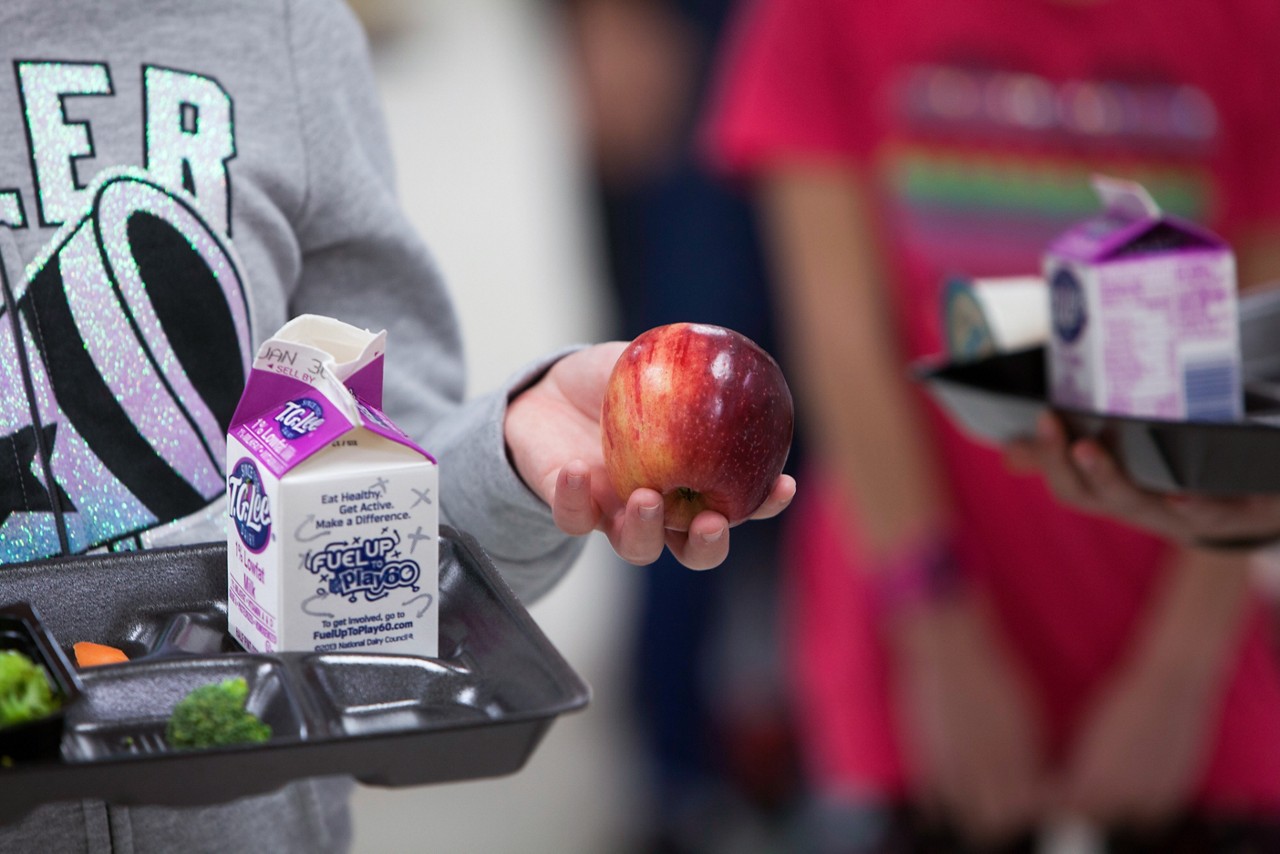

{"left": 1003, "top": 412, "right": 1280, "bottom": 549}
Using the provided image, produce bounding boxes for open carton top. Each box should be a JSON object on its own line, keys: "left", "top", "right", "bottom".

{"left": 1046, "top": 175, "right": 1227, "bottom": 263}
{"left": 229, "top": 314, "right": 434, "bottom": 478}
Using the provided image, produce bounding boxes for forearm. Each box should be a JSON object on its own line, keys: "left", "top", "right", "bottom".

{"left": 1052, "top": 547, "right": 1256, "bottom": 822}
{"left": 1128, "top": 547, "right": 1254, "bottom": 698}
{"left": 758, "top": 167, "right": 949, "bottom": 558}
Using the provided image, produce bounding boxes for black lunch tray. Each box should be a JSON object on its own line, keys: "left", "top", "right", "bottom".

{"left": 0, "top": 527, "right": 590, "bottom": 824}
{"left": 916, "top": 347, "right": 1280, "bottom": 496}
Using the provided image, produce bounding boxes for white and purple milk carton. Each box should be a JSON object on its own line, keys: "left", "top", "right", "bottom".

{"left": 1046, "top": 176, "right": 1241, "bottom": 421}
{"left": 226, "top": 315, "right": 438, "bottom": 656}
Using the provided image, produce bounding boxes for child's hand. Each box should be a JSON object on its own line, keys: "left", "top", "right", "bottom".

{"left": 504, "top": 342, "right": 796, "bottom": 569}
{"left": 1003, "top": 412, "right": 1280, "bottom": 549}
{"left": 889, "top": 595, "right": 1049, "bottom": 845}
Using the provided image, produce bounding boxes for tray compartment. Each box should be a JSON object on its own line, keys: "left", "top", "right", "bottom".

{"left": 0, "top": 602, "right": 83, "bottom": 761}
{"left": 62, "top": 656, "right": 306, "bottom": 761}
{"left": 0, "top": 528, "right": 590, "bottom": 821}
{"left": 150, "top": 610, "right": 239, "bottom": 657}
{"left": 302, "top": 654, "right": 486, "bottom": 736}
{"left": 66, "top": 606, "right": 235, "bottom": 665}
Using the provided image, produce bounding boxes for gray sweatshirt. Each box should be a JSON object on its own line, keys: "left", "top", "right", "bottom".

{"left": 0, "top": 0, "right": 582, "bottom": 849}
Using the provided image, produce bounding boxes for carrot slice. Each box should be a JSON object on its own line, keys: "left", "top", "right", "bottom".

{"left": 73, "top": 641, "right": 129, "bottom": 668}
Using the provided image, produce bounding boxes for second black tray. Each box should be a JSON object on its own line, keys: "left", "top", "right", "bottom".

{"left": 0, "top": 528, "right": 590, "bottom": 823}
{"left": 916, "top": 347, "right": 1280, "bottom": 495}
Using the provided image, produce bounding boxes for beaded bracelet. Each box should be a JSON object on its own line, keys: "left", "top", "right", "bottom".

{"left": 867, "top": 533, "right": 963, "bottom": 622}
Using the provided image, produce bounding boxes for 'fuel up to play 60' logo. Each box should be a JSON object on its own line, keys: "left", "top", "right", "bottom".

{"left": 306, "top": 535, "right": 422, "bottom": 602}
{"left": 228, "top": 459, "right": 272, "bottom": 552}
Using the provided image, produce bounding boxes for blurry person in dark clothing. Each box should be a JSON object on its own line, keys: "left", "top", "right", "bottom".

{"left": 567, "top": 1, "right": 801, "bottom": 850}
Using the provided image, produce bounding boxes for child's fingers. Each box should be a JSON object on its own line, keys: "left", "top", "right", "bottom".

{"left": 611, "top": 489, "right": 667, "bottom": 565}
{"left": 551, "top": 460, "right": 599, "bottom": 536}
{"left": 1033, "top": 414, "right": 1148, "bottom": 522}
{"left": 1032, "top": 416, "right": 1093, "bottom": 508}
{"left": 1002, "top": 440, "right": 1039, "bottom": 473}
{"left": 666, "top": 511, "right": 730, "bottom": 570}
{"left": 746, "top": 474, "right": 797, "bottom": 522}
{"left": 1070, "top": 441, "right": 1148, "bottom": 516}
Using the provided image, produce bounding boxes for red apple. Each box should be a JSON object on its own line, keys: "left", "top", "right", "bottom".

{"left": 601, "top": 322, "right": 794, "bottom": 531}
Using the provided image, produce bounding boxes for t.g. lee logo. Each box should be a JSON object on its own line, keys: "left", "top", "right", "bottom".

{"left": 1050, "top": 266, "right": 1088, "bottom": 344}
{"left": 228, "top": 458, "right": 271, "bottom": 552}
{"left": 276, "top": 398, "right": 325, "bottom": 440}
{"left": 306, "top": 536, "right": 422, "bottom": 602}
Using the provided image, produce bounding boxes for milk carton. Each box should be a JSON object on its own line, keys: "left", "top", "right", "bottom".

{"left": 226, "top": 315, "right": 438, "bottom": 656}
{"left": 1045, "top": 176, "right": 1241, "bottom": 421}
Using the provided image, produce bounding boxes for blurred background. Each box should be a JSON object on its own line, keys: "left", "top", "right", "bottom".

{"left": 337, "top": 1, "right": 1280, "bottom": 853}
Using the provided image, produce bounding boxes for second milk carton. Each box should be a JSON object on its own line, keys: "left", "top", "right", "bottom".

{"left": 227, "top": 315, "right": 439, "bottom": 656}
{"left": 1045, "top": 176, "right": 1241, "bottom": 421}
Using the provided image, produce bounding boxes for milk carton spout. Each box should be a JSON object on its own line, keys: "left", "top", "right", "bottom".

{"left": 271, "top": 314, "right": 386, "bottom": 382}
{"left": 1092, "top": 175, "right": 1160, "bottom": 221}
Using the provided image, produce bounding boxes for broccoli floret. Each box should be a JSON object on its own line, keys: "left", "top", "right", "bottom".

{"left": 0, "top": 649, "right": 59, "bottom": 727}
{"left": 165, "top": 676, "right": 272, "bottom": 750}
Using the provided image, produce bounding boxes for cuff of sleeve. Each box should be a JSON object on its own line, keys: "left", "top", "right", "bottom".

{"left": 428, "top": 348, "right": 586, "bottom": 603}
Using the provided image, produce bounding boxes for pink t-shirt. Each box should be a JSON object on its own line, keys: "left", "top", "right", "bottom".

{"left": 708, "top": 0, "right": 1280, "bottom": 812}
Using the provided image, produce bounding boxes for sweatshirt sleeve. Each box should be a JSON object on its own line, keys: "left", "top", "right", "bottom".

{"left": 282, "top": 0, "right": 581, "bottom": 602}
